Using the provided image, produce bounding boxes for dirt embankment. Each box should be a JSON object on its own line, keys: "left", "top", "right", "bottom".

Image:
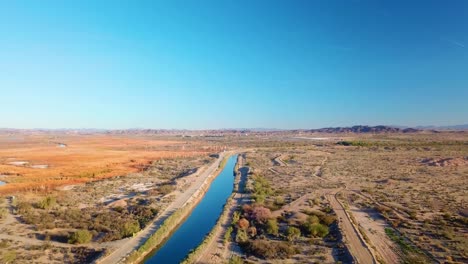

{"left": 194, "top": 155, "right": 249, "bottom": 263}
{"left": 96, "top": 152, "right": 232, "bottom": 264}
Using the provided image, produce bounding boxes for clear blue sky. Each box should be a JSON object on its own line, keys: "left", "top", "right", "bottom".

{"left": 1, "top": 0, "right": 467, "bottom": 129}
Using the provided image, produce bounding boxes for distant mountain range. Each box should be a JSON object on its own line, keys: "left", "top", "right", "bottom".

{"left": 303, "top": 125, "right": 420, "bottom": 134}
{"left": 0, "top": 124, "right": 467, "bottom": 134}
{"left": 413, "top": 124, "right": 468, "bottom": 130}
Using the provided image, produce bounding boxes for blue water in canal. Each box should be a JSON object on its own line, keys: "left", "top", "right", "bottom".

{"left": 144, "top": 155, "right": 237, "bottom": 264}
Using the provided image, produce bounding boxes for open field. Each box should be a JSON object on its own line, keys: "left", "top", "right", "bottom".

{"left": 0, "top": 133, "right": 214, "bottom": 193}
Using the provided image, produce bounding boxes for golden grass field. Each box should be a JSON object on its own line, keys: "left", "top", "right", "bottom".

{"left": 0, "top": 133, "right": 208, "bottom": 193}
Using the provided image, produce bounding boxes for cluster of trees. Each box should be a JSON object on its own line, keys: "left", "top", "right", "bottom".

{"left": 231, "top": 173, "right": 337, "bottom": 260}
{"left": 229, "top": 204, "right": 298, "bottom": 259}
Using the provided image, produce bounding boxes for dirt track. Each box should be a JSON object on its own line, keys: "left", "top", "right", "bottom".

{"left": 325, "top": 189, "right": 375, "bottom": 264}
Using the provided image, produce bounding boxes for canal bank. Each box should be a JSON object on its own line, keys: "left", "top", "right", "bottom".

{"left": 142, "top": 155, "right": 237, "bottom": 264}
{"left": 119, "top": 153, "right": 236, "bottom": 264}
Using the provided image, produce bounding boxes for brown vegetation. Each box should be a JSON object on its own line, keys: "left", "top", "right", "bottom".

{"left": 0, "top": 133, "right": 210, "bottom": 194}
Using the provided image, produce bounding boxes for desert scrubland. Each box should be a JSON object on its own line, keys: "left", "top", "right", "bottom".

{"left": 0, "top": 129, "right": 466, "bottom": 264}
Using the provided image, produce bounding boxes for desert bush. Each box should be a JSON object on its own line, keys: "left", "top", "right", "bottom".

{"left": 274, "top": 196, "right": 285, "bottom": 206}
{"left": 37, "top": 196, "right": 56, "bottom": 210}
{"left": 228, "top": 255, "right": 244, "bottom": 264}
{"left": 266, "top": 218, "right": 279, "bottom": 236}
{"left": 120, "top": 220, "right": 140, "bottom": 238}
{"left": 129, "top": 205, "right": 158, "bottom": 228}
{"left": 2, "top": 250, "right": 16, "bottom": 264}
{"left": 251, "top": 175, "right": 272, "bottom": 203}
{"left": 15, "top": 201, "right": 32, "bottom": 215}
{"left": 244, "top": 240, "right": 297, "bottom": 259}
{"left": 235, "top": 230, "right": 249, "bottom": 244}
{"left": 68, "top": 230, "right": 92, "bottom": 244}
{"left": 224, "top": 226, "right": 233, "bottom": 244}
{"left": 319, "top": 214, "right": 337, "bottom": 225}
{"left": 0, "top": 240, "right": 8, "bottom": 249}
{"left": 232, "top": 211, "right": 241, "bottom": 225}
{"left": 247, "top": 226, "right": 257, "bottom": 238}
{"left": 307, "top": 215, "right": 320, "bottom": 225}
{"left": 0, "top": 208, "right": 6, "bottom": 219}
{"left": 286, "top": 226, "right": 301, "bottom": 241}
{"left": 158, "top": 183, "right": 176, "bottom": 195}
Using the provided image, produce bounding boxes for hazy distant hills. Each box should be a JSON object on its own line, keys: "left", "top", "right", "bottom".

{"left": 304, "top": 125, "right": 420, "bottom": 134}
{"left": 413, "top": 124, "right": 468, "bottom": 131}
{"left": 1, "top": 124, "right": 467, "bottom": 135}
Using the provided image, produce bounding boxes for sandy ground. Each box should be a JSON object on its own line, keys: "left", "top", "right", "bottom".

{"left": 349, "top": 204, "right": 400, "bottom": 264}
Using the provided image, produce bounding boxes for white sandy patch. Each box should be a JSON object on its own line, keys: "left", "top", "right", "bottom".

{"left": 58, "top": 185, "right": 78, "bottom": 191}
{"left": 31, "top": 164, "right": 49, "bottom": 169}
{"left": 8, "top": 161, "right": 29, "bottom": 166}
{"left": 129, "top": 183, "right": 153, "bottom": 192}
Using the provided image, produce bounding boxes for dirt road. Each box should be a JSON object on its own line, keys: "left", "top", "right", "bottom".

{"left": 325, "top": 189, "right": 375, "bottom": 264}
{"left": 97, "top": 152, "right": 228, "bottom": 264}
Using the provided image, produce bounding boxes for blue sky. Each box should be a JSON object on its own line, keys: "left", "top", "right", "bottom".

{"left": 0, "top": 0, "right": 467, "bottom": 129}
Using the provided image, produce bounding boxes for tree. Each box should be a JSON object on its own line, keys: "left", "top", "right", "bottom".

{"left": 238, "top": 218, "right": 250, "bottom": 230}
{"left": 68, "top": 230, "right": 92, "bottom": 244}
{"left": 286, "top": 226, "right": 301, "bottom": 241}
{"left": 251, "top": 206, "right": 271, "bottom": 224}
{"left": 266, "top": 219, "right": 279, "bottom": 236}
{"left": 242, "top": 204, "right": 253, "bottom": 217}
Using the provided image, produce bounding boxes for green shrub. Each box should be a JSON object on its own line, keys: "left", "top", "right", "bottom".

{"left": 120, "top": 220, "right": 140, "bottom": 238}
{"left": 244, "top": 240, "right": 297, "bottom": 259}
{"left": 224, "top": 226, "right": 233, "bottom": 244}
{"left": 229, "top": 255, "right": 244, "bottom": 264}
{"left": 235, "top": 230, "right": 249, "bottom": 243}
{"left": 37, "top": 196, "right": 56, "bottom": 210}
{"left": 68, "top": 230, "right": 93, "bottom": 244}
{"left": 266, "top": 219, "right": 279, "bottom": 236}
{"left": 303, "top": 223, "right": 329, "bottom": 238}
{"left": 286, "top": 226, "right": 301, "bottom": 241}
{"left": 2, "top": 250, "right": 16, "bottom": 263}
{"left": 232, "top": 211, "right": 241, "bottom": 225}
